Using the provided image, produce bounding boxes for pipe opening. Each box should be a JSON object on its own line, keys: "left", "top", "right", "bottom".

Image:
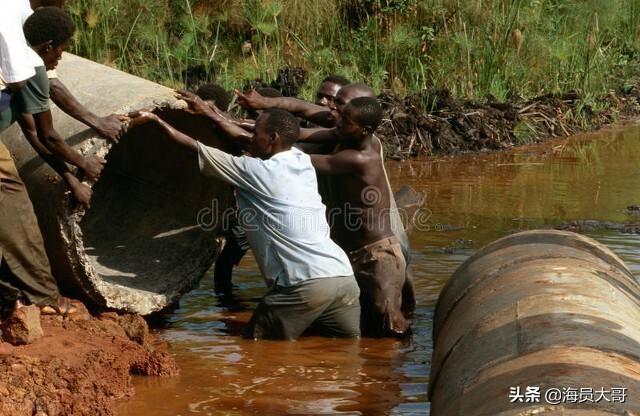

{"left": 76, "top": 109, "right": 232, "bottom": 312}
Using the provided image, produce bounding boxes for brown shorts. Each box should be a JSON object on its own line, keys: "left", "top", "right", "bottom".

{"left": 349, "top": 236, "right": 412, "bottom": 337}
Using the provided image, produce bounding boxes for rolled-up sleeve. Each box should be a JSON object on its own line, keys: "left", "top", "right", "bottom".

{"left": 197, "top": 142, "right": 261, "bottom": 192}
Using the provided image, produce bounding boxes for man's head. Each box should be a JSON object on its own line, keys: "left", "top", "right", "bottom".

{"left": 23, "top": 7, "right": 75, "bottom": 70}
{"left": 316, "top": 75, "right": 350, "bottom": 107}
{"left": 336, "top": 96, "right": 382, "bottom": 141}
{"left": 30, "top": 0, "right": 67, "bottom": 10}
{"left": 195, "top": 83, "right": 230, "bottom": 110}
{"left": 250, "top": 109, "right": 300, "bottom": 159}
{"left": 330, "top": 83, "right": 376, "bottom": 122}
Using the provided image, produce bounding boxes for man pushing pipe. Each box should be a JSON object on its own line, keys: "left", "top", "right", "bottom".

{"left": 127, "top": 92, "right": 362, "bottom": 340}
{"left": 0, "top": 6, "right": 91, "bottom": 316}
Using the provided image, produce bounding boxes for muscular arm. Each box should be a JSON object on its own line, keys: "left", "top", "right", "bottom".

{"left": 173, "top": 91, "right": 254, "bottom": 148}
{"left": 310, "top": 149, "right": 367, "bottom": 176}
{"left": 299, "top": 127, "right": 339, "bottom": 143}
{"left": 18, "top": 113, "right": 93, "bottom": 207}
{"left": 266, "top": 97, "right": 330, "bottom": 124}
{"left": 49, "top": 78, "right": 125, "bottom": 142}
{"left": 32, "top": 109, "right": 93, "bottom": 173}
{"left": 203, "top": 106, "right": 253, "bottom": 146}
{"left": 237, "top": 90, "right": 332, "bottom": 126}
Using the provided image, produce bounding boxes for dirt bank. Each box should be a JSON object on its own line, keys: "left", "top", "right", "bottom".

{"left": 377, "top": 85, "right": 640, "bottom": 159}
{"left": 0, "top": 303, "right": 178, "bottom": 416}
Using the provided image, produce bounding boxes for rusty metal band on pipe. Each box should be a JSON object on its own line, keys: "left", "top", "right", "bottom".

{"left": 1, "top": 53, "right": 233, "bottom": 314}
{"left": 429, "top": 230, "right": 640, "bottom": 415}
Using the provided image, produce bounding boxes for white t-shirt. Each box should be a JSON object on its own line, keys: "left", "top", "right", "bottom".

{"left": 0, "top": 0, "right": 38, "bottom": 89}
{"left": 198, "top": 143, "right": 354, "bottom": 287}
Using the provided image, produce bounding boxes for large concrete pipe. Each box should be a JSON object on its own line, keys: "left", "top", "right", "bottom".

{"left": 1, "top": 54, "right": 234, "bottom": 314}
{"left": 430, "top": 230, "right": 640, "bottom": 415}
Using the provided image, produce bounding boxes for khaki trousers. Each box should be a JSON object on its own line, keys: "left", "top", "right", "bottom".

{"left": 0, "top": 140, "right": 59, "bottom": 307}
{"left": 249, "top": 275, "right": 361, "bottom": 340}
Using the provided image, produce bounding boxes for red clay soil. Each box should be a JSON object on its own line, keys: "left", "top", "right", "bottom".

{"left": 0, "top": 303, "right": 178, "bottom": 416}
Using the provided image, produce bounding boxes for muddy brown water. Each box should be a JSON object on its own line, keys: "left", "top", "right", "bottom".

{"left": 116, "top": 124, "right": 640, "bottom": 415}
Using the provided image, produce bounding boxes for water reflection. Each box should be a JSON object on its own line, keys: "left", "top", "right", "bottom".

{"left": 118, "top": 124, "right": 640, "bottom": 415}
{"left": 118, "top": 257, "right": 429, "bottom": 416}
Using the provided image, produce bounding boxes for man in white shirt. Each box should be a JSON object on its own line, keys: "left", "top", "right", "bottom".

{"left": 128, "top": 95, "right": 361, "bottom": 340}
{"left": 0, "top": 7, "right": 105, "bottom": 194}
{"left": 0, "top": 0, "right": 126, "bottom": 141}
{"left": 0, "top": 6, "right": 90, "bottom": 317}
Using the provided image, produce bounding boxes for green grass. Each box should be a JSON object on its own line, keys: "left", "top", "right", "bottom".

{"left": 67, "top": 0, "right": 640, "bottom": 109}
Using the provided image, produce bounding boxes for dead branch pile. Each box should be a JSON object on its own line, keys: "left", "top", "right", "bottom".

{"left": 377, "top": 85, "right": 640, "bottom": 160}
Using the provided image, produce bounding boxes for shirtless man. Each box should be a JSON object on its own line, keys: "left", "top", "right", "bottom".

{"left": 236, "top": 75, "right": 350, "bottom": 129}
{"left": 309, "top": 97, "right": 411, "bottom": 337}
{"left": 315, "top": 75, "right": 350, "bottom": 110}
{"left": 239, "top": 83, "right": 416, "bottom": 328}
{"left": 299, "top": 84, "right": 410, "bottom": 245}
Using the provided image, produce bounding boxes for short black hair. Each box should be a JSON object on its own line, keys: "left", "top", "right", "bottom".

{"left": 23, "top": 7, "right": 75, "bottom": 48}
{"left": 262, "top": 109, "right": 300, "bottom": 147}
{"left": 345, "top": 97, "right": 383, "bottom": 131}
{"left": 322, "top": 75, "right": 350, "bottom": 87}
{"left": 340, "top": 82, "right": 376, "bottom": 99}
{"left": 195, "top": 83, "right": 230, "bottom": 110}
{"left": 257, "top": 87, "right": 283, "bottom": 98}
{"left": 32, "top": 0, "right": 67, "bottom": 8}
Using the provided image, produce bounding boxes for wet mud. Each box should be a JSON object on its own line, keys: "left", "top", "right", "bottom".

{"left": 377, "top": 86, "right": 640, "bottom": 159}
{"left": 0, "top": 303, "right": 178, "bottom": 416}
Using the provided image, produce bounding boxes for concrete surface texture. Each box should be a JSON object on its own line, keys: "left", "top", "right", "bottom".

{"left": 2, "top": 53, "right": 233, "bottom": 314}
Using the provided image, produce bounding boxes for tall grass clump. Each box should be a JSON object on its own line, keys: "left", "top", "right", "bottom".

{"left": 67, "top": 0, "right": 640, "bottom": 109}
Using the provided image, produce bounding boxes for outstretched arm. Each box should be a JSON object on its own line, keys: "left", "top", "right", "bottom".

{"left": 176, "top": 90, "right": 253, "bottom": 147}
{"left": 299, "top": 127, "right": 340, "bottom": 143}
{"left": 310, "top": 149, "right": 367, "bottom": 176}
{"left": 129, "top": 107, "right": 262, "bottom": 194}
{"left": 49, "top": 78, "right": 127, "bottom": 142}
{"left": 236, "top": 89, "right": 331, "bottom": 125}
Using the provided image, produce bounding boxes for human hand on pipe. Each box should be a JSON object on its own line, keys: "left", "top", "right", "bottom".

{"left": 94, "top": 114, "right": 129, "bottom": 143}
{"left": 126, "top": 110, "right": 158, "bottom": 129}
{"left": 175, "top": 90, "right": 215, "bottom": 118}
{"left": 80, "top": 156, "right": 106, "bottom": 181}
{"left": 69, "top": 179, "right": 93, "bottom": 209}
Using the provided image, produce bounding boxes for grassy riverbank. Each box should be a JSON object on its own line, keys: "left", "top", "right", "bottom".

{"left": 67, "top": 0, "right": 640, "bottom": 118}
